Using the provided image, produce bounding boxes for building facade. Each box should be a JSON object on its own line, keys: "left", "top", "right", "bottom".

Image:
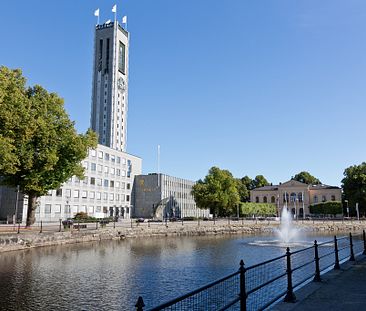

{"left": 133, "top": 174, "right": 210, "bottom": 219}
{"left": 29, "top": 145, "right": 141, "bottom": 222}
{"left": 0, "top": 21, "right": 143, "bottom": 223}
{"left": 250, "top": 180, "right": 342, "bottom": 217}
{"left": 91, "top": 21, "right": 129, "bottom": 152}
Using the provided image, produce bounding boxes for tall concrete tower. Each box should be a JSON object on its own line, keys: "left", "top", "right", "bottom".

{"left": 90, "top": 21, "right": 129, "bottom": 152}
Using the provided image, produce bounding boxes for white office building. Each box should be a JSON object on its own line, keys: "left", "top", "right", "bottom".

{"left": 0, "top": 21, "right": 142, "bottom": 223}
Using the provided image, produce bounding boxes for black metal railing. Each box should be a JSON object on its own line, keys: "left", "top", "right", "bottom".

{"left": 135, "top": 231, "right": 366, "bottom": 311}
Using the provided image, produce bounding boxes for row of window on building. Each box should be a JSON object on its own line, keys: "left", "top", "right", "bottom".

{"left": 64, "top": 177, "right": 131, "bottom": 189}
{"left": 88, "top": 149, "right": 130, "bottom": 165}
{"left": 163, "top": 190, "right": 194, "bottom": 200}
{"left": 47, "top": 188, "right": 130, "bottom": 202}
{"left": 163, "top": 179, "right": 194, "bottom": 190}
{"left": 38, "top": 204, "right": 129, "bottom": 215}
{"left": 255, "top": 193, "right": 337, "bottom": 204}
{"left": 82, "top": 161, "right": 131, "bottom": 177}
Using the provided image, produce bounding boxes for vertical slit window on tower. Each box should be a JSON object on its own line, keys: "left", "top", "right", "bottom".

{"left": 106, "top": 38, "right": 110, "bottom": 72}
{"left": 98, "top": 39, "right": 103, "bottom": 71}
{"left": 119, "top": 41, "right": 126, "bottom": 74}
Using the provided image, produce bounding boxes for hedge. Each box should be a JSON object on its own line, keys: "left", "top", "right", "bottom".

{"left": 309, "top": 201, "right": 342, "bottom": 215}
{"left": 240, "top": 203, "right": 276, "bottom": 216}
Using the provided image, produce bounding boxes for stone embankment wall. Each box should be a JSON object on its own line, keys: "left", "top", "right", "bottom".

{"left": 1, "top": 221, "right": 365, "bottom": 253}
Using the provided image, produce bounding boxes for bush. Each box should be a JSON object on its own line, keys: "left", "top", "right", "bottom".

{"left": 73, "top": 212, "right": 97, "bottom": 222}
{"left": 309, "top": 201, "right": 342, "bottom": 216}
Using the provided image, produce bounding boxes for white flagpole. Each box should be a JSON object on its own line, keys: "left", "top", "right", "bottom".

{"left": 94, "top": 8, "right": 100, "bottom": 25}
{"left": 122, "top": 16, "right": 128, "bottom": 30}
{"left": 112, "top": 4, "right": 117, "bottom": 23}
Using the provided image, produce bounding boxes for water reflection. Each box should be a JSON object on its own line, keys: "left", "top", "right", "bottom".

{"left": 0, "top": 233, "right": 334, "bottom": 310}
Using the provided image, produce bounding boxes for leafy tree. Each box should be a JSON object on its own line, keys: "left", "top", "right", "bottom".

{"left": 251, "top": 175, "right": 270, "bottom": 189}
{"left": 342, "top": 162, "right": 366, "bottom": 216}
{"left": 309, "top": 202, "right": 342, "bottom": 216}
{"left": 235, "top": 178, "right": 250, "bottom": 202}
{"left": 241, "top": 175, "right": 253, "bottom": 190}
{"left": 0, "top": 67, "right": 97, "bottom": 226}
{"left": 192, "top": 167, "right": 240, "bottom": 217}
{"left": 293, "top": 171, "right": 321, "bottom": 185}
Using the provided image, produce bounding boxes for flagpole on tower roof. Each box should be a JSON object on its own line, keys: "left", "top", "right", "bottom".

{"left": 112, "top": 4, "right": 117, "bottom": 23}
{"left": 122, "top": 15, "right": 127, "bottom": 30}
{"left": 94, "top": 8, "right": 100, "bottom": 25}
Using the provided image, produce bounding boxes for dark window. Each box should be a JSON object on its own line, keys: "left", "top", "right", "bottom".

{"left": 118, "top": 41, "right": 126, "bottom": 74}
{"left": 271, "top": 196, "right": 276, "bottom": 203}
{"left": 255, "top": 196, "right": 259, "bottom": 203}
{"left": 263, "top": 196, "right": 267, "bottom": 203}
{"left": 331, "top": 195, "right": 336, "bottom": 201}
{"left": 99, "top": 39, "right": 103, "bottom": 60}
{"left": 106, "top": 38, "right": 110, "bottom": 72}
{"left": 56, "top": 189, "right": 62, "bottom": 197}
{"left": 298, "top": 192, "right": 303, "bottom": 202}
{"left": 98, "top": 39, "right": 103, "bottom": 71}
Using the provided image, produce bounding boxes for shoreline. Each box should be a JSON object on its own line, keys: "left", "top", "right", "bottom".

{"left": 1, "top": 221, "right": 366, "bottom": 253}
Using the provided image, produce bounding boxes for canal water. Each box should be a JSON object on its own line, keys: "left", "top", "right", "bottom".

{"left": 0, "top": 233, "right": 335, "bottom": 310}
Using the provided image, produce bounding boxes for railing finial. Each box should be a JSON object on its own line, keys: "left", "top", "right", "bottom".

{"left": 135, "top": 296, "right": 145, "bottom": 311}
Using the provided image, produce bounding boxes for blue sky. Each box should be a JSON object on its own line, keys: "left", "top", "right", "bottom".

{"left": 1, "top": 1, "right": 365, "bottom": 186}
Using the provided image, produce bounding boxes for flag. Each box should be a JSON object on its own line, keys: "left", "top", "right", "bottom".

{"left": 122, "top": 15, "right": 127, "bottom": 24}
{"left": 94, "top": 8, "right": 99, "bottom": 17}
{"left": 112, "top": 4, "right": 117, "bottom": 13}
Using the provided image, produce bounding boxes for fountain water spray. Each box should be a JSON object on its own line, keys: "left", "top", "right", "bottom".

{"left": 278, "top": 207, "right": 299, "bottom": 243}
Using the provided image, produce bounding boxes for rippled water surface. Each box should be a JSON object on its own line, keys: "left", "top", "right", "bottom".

{"left": 0, "top": 233, "right": 336, "bottom": 310}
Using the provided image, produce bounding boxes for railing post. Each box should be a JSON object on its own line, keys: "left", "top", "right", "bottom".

{"left": 349, "top": 233, "right": 355, "bottom": 261}
{"left": 313, "top": 240, "right": 321, "bottom": 282}
{"left": 284, "top": 247, "right": 296, "bottom": 302}
{"left": 363, "top": 230, "right": 366, "bottom": 255}
{"left": 96, "top": 221, "right": 98, "bottom": 230}
{"left": 131, "top": 219, "right": 133, "bottom": 229}
{"left": 78, "top": 221, "right": 80, "bottom": 232}
{"left": 113, "top": 219, "right": 116, "bottom": 229}
{"left": 40, "top": 221, "right": 43, "bottom": 233}
{"left": 17, "top": 222, "right": 20, "bottom": 234}
{"left": 59, "top": 219, "right": 62, "bottom": 232}
{"left": 135, "top": 296, "right": 145, "bottom": 311}
{"left": 334, "top": 236, "right": 340, "bottom": 270}
{"left": 239, "top": 260, "right": 247, "bottom": 311}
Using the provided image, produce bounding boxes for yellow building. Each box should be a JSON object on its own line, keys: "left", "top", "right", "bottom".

{"left": 250, "top": 180, "right": 342, "bottom": 217}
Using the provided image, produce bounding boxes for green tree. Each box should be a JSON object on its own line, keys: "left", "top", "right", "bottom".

{"left": 342, "top": 162, "right": 366, "bottom": 216}
{"left": 192, "top": 167, "right": 240, "bottom": 217}
{"left": 293, "top": 171, "right": 321, "bottom": 185}
{"left": 0, "top": 67, "right": 97, "bottom": 226}
{"left": 235, "top": 178, "right": 249, "bottom": 202}
{"left": 251, "top": 175, "right": 270, "bottom": 189}
{"left": 241, "top": 175, "right": 253, "bottom": 190}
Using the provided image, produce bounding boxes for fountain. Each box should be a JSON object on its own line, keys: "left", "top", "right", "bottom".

{"left": 277, "top": 207, "right": 299, "bottom": 243}
{"left": 248, "top": 207, "right": 307, "bottom": 248}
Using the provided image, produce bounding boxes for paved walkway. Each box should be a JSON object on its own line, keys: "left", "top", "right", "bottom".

{"left": 273, "top": 255, "right": 366, "bottom": 311}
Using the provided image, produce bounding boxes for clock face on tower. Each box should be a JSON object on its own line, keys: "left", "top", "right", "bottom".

{"left": 117, "top": 77, "right": 126, "bottom": 93}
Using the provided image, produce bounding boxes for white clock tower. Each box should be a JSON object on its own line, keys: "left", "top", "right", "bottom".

{"left": 90, "top": 21, "right": 129, "bottom": 152}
